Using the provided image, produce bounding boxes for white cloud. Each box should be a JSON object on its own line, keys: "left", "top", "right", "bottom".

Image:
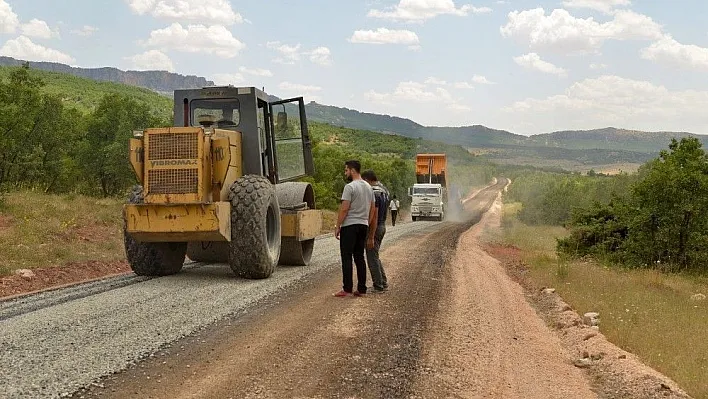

{"left": 561, "top": 0, "right": 631, "bottom": 14}
{"left": 454, "top": 81, "right": 475, "bottom": 89}
{"left": 279, "top": 81, "right": 323, "bottom": 101}
{"left": 425, "top": 77, "right": 448, "bottom": 85}
{"left": 500, "top": 8, "right": 662, "bottom": 54}
{"left": 72, "top": 25, "right": 99, "bottom": 37}
{"left": 472, "top": 75, "right": 495, "bottom": 84}
{"left": 126, "top": 50, "right": 175, "bottom": 72}
{"left": 279, "top": 81, "right": 322, "bottom": 92}
{"left": 0, "top": 0, "right": 20, "bottom": 33}
{"left": 143, "top": 23, "right": 245, "bottom": 58}
{"left": 21, "top": 19, "right": 55, "bottom": 39}
{"left": 364, "top": 90, "right": 394, "bottom": 106}
{"left": 607, "top": 10, "right": 663, "bottom": 40}
{"left": 212, "top": 73, "right": 245, "bottom": 86}
{"left": 126, "top": 0, "right": 243, "bottom": 25}
{"left": 505, "top": 75, "right": 708, "bottom": 134}
{"left": 514, "top": 53, "right": 567, "bottom": 76}
{"left": 266, "top": 42, "right": 333, "bottom": 66}
{"left": 448, "top": 102, "right": 472, "bottom": 112}
{"left": 368, "top": 0, "right": 492, "bottom": 23}
{"left": 0, "top": 36, "right": 75, "bottom": 64}
{"left": 239, "top": 66, "right": 273, "bottom": 77}
{"left": 365, "top": 80, "right": 470, "bottom": 111}
{"left": 641, "top": 35, "right": 708, "bottom": 72}
{"left": 308, "top": 46, "right": 333, "bottom": 66}
{"left": 349, "top": 28, "right": 420, "bottom": 46}
{"left": 366, "top": 81, "right": 448, "bottom": 102}
{"left": 590, "top": 62, "right": 608, "bottom": 69}
{"left": 0, "top": 0, "right": 19, "bottom": 34}
{"left": 266, "top": 41, "right": 301, "bottom": 64}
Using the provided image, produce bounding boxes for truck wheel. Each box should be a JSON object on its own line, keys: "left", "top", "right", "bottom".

{"left": 228, "top": 175, "right": 281, "bottom": 279}
{"left": 123, "top": 186, "right": 187, "bottom": 276}
{"left": 412, "top": 216, "right": 417, "bottom": 222}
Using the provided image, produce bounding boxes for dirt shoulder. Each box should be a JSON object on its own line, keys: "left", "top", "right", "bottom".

{"left": 483, "top": 231, "right": 692, "bottom": 394}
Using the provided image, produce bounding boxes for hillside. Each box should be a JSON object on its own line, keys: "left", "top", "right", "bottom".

{"left": 0, "top": 65, "right": 172, "bottom": 116}
{"left": 0, "top": 56, "right": 212, "bottom": 94}
{"left": 528, "top": 127, "right": 708, "bottom": 153}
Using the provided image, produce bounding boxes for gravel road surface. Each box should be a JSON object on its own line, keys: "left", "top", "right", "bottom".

{"left": 0, "top": 211, "right": 446, "bottom": 398}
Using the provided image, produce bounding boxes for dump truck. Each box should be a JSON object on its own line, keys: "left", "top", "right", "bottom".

{"left": 123, "top": 85, "right": 322, "bottom": 279}
{"left": 409, "top": 153, "right": 447, "bottom": 221}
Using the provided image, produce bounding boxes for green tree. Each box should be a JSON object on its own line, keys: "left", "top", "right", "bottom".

{"left": 0, "top": 63, "right": 81, "bottom": 192}
{"left": 624, "top": 137, "right": 708, "bottom": 270}
{"left": 80, "top": 94, "right": 168, "bottom": 196}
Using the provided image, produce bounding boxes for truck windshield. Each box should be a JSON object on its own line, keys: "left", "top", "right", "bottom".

{"left": 413, "top": 188, "right": 439, "bottom": 195}
{"left": 191, "top": 98, "right": 240, "bottom": 128}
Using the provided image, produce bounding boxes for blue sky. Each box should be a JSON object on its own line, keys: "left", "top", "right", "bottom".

{"left": 1, "top": 0, "right": 708, "bottom": 135}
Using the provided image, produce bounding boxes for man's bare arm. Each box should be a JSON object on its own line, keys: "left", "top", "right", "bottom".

{"left": 368, "top": 200, "right": 377, "bottom": 238}
{"left": 336, "top": 200, "right": 351, "bottom": 228}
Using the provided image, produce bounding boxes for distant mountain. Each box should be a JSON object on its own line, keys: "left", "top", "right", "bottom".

{"left": 0, "top": 56, "right": 213, "bottom": 94}
{"left": 304, "top": 103, "right": 526, "bottom": 147}
{"left": 305, "top": 103, "right": 425, "bottom": 135}
{"left": 304, "top": 102, "right": 704, "bottom": 153}
{"left": 4, "top": 56, "right": 704, "bottom": 163}
{"left": 528, "top": 127, "right": 708, "bottom": 153}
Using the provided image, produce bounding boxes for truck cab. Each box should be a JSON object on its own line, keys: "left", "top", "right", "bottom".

{"left": 409, "top": 183, "right": 445, "bottom": 221}
{"left": 409, "top": 153, "right": 448, "bottom": 222}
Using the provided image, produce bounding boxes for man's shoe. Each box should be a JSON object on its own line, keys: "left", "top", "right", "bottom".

{"left": 334, "top": 290, "right": 351, "bottom": 297}
{"left": 371, "top": 287, "right": 386, "bottom": 293}
{"left": 353, "top": 291, "right": 366, "bottom": 297}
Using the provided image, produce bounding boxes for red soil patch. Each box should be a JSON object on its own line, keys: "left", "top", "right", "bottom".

{"left": 57, "top": 223, "right": 120, "bottom": 243}
{"left": 0, "top": 260, "right": 131, "bottom": 299}
{"left": 0, "top": 214, "right": 14, "bottom": 234}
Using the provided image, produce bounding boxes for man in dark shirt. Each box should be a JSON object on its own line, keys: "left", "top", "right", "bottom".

{"left": 362, "top": 170, "right": 390, "bottom": 293}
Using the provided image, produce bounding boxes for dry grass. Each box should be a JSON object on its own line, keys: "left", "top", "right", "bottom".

{"left": 494, "top": 202, "right": 708, "bottom": 398}
{"left": 0, "top": 192, "right": 345, "bottom": 276}
{"left": 0, "top": 190, "right": 125, "bottom": 276}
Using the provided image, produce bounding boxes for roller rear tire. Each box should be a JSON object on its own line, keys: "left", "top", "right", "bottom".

{"left": 227, "top": 175, "right": 281, "bottom": 279}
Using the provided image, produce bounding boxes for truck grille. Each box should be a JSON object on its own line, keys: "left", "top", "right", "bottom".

{"left": 146, "top": 131, "right": 200, "bottom": 195}
{"left": 148, "top": 133, "right": 199, "bottom": 160}
{"left": 148, "top": 169, "right": 198, "bottom": 194}
{"left": 419, "top": 205, "right": 433, "bottom": 213}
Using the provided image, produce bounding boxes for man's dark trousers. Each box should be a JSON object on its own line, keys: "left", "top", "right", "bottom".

{"left": 340, "top": 224, "right": 368, "bottom": 293}
{"left": 366, "top": 225, "right": 388, "bottom": 291}
{"left": 391, "top": 210, "right": 398, "bottom": 226}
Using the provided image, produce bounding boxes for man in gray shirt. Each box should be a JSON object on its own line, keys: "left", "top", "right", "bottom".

{"left": 334, "top": 160, "right": 375, "bottom": 297}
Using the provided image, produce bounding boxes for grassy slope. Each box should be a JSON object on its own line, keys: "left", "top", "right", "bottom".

{"left": 0, "top": 192, "right": 125, "bottom": 275}
{"left": 0, "top": 66, "right": 172, "bottom": 116}
{"left": 496, "top": 202, "right": 708, "bottom": 398}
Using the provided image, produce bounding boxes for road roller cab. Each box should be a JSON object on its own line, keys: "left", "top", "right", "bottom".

{"left": 123, "top": 86, "right": 322, "bottom": 279}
